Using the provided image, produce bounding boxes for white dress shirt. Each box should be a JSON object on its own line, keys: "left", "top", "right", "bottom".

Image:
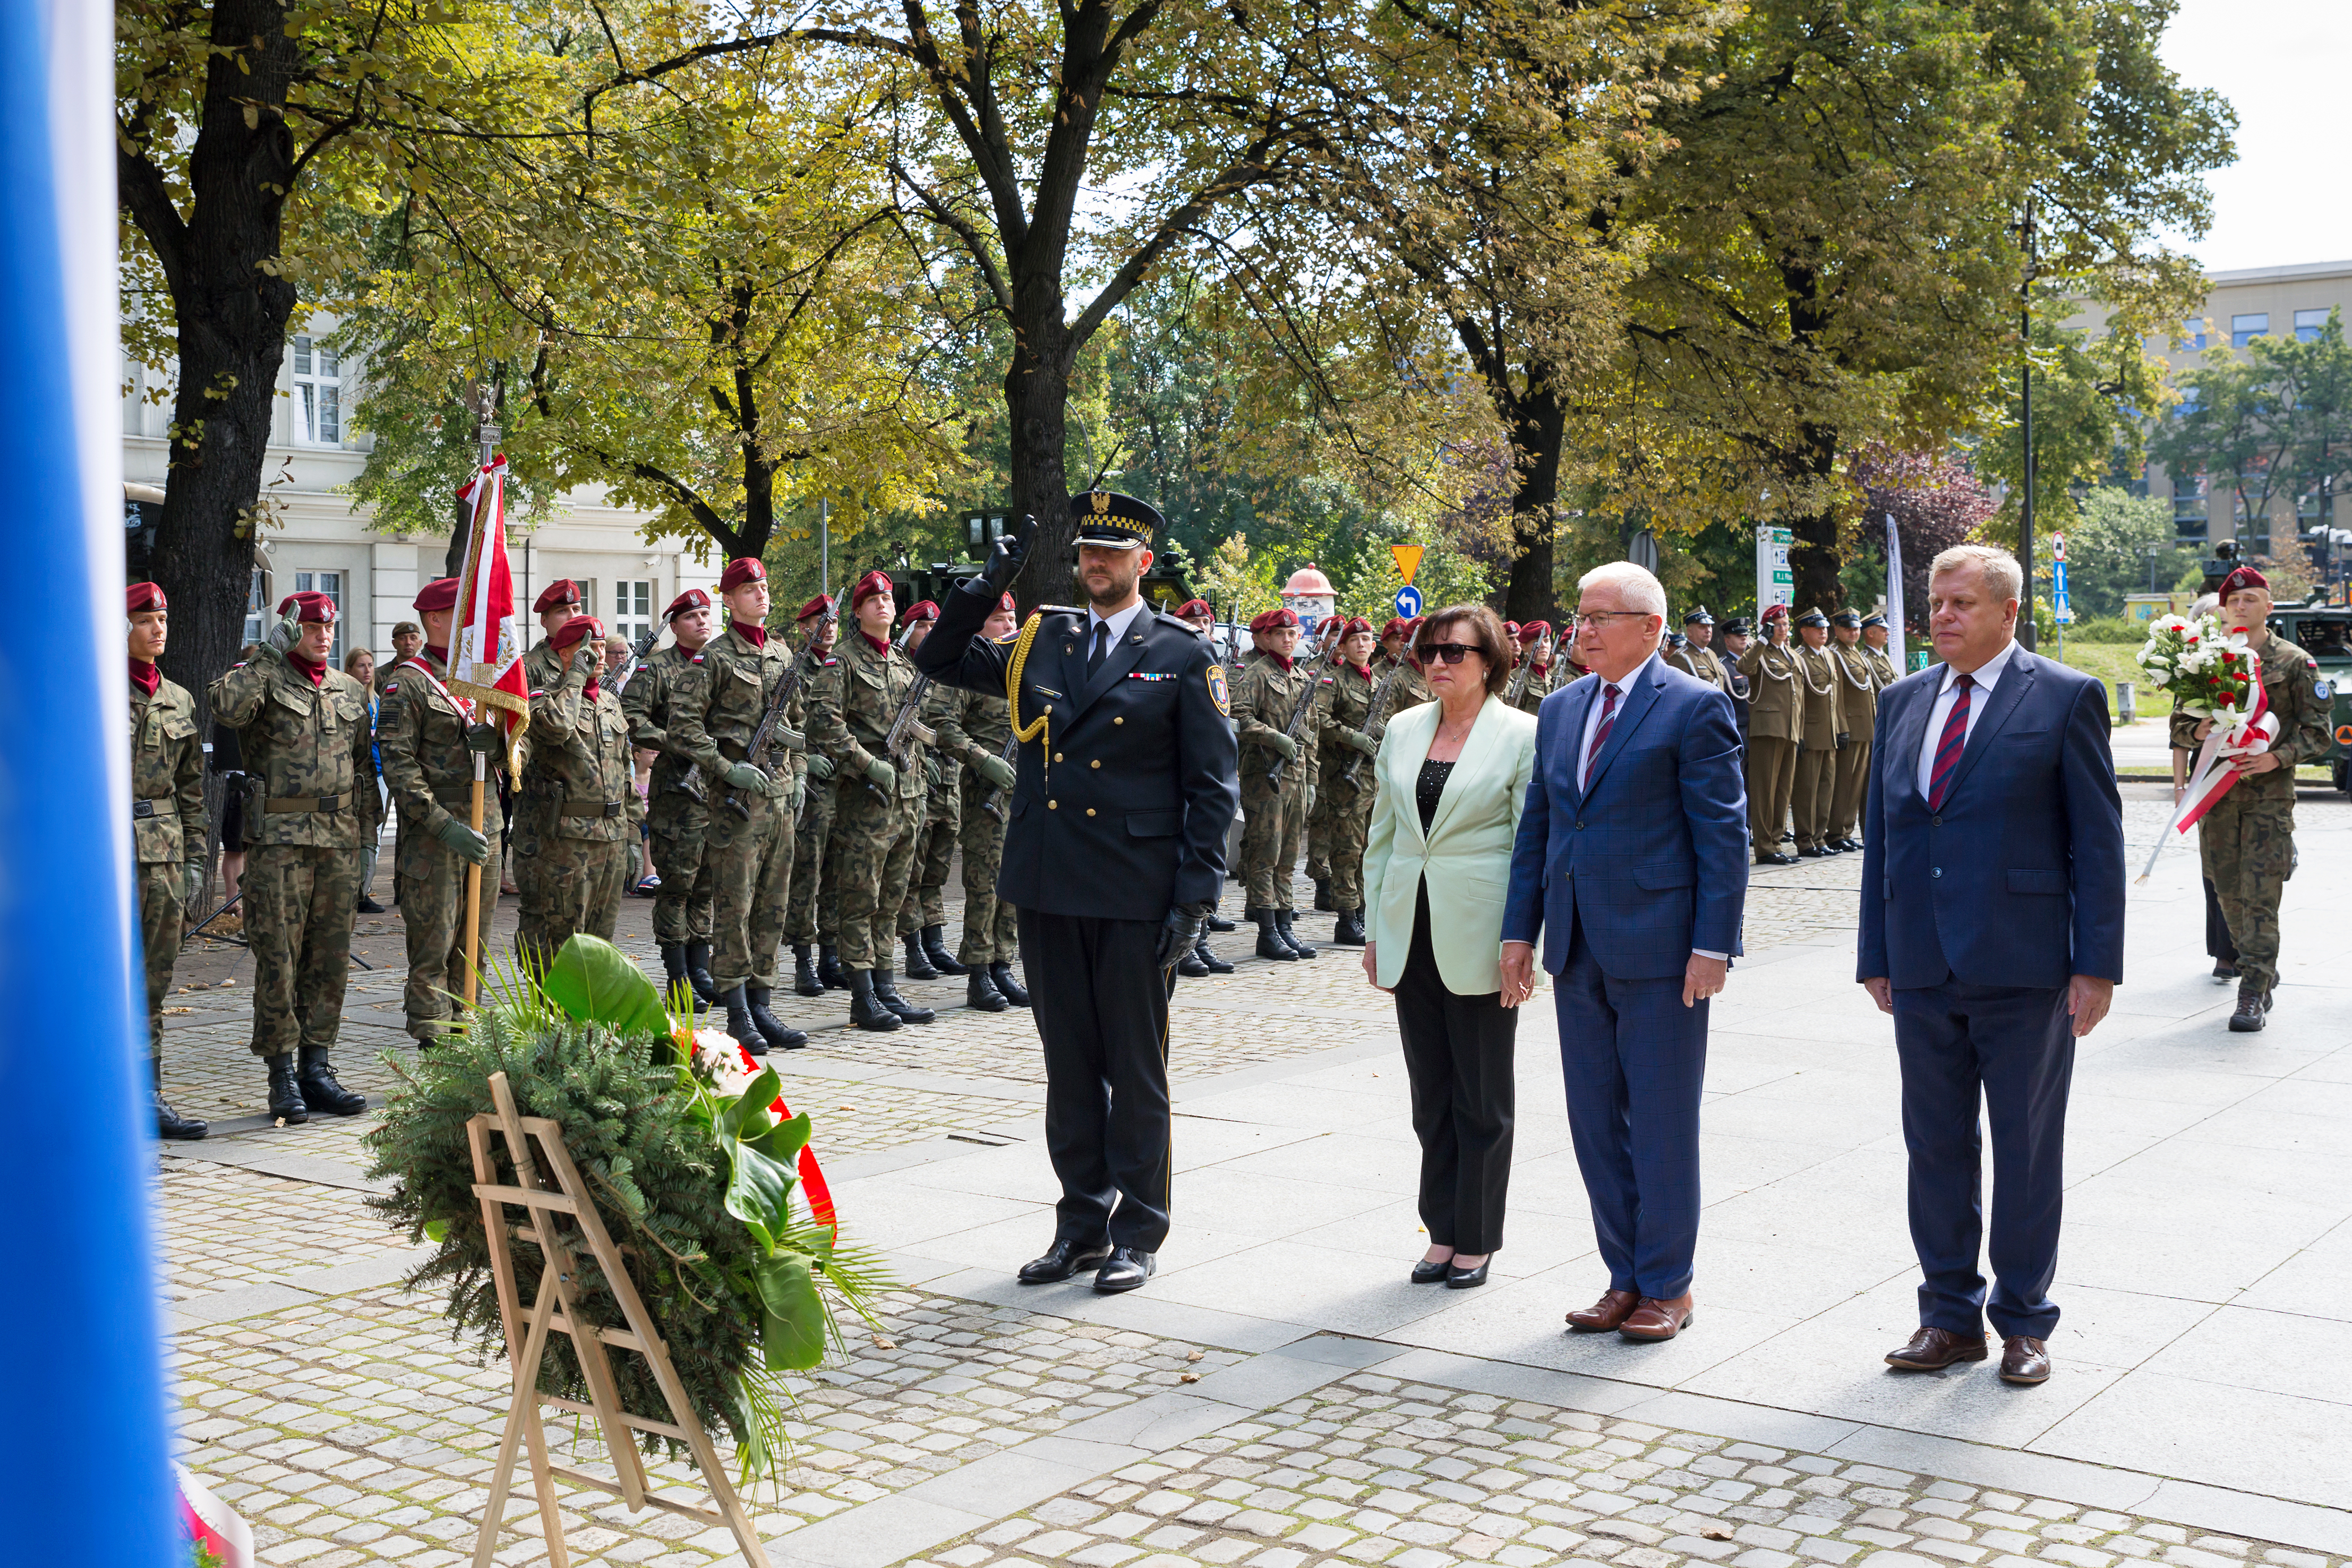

{"left": 1916, "top": 636, "right": 2019, "bottom": 798}
{"left": 1085, "top": 599, "right": 1148, "bottom": 666}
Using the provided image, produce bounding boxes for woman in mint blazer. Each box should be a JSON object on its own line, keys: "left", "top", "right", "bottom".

{"left": 1360, "top": 603, "right": 1540, "bottom": 1289}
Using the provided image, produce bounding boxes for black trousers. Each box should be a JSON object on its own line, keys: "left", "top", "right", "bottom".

{"left": 1017, "top": 907, "right": 1174, "bottom": 1251}
{"left": 2203, "top": 876, "right": 2237, "bottom": 963}
{"left": 1393, "top": 887, "right": 1517, "bottom": 1254}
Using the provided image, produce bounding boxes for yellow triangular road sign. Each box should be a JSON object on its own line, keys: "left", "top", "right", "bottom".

{"left": 1390, "top": 545, "right": 1424, "bottom": 585}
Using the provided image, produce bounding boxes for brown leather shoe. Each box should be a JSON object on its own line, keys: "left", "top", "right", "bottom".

{"left": 1566, "top": 1289, "right": 1641, "bottom": 1333}
{"left": 1619, "top": 1293, "right": 1695, "bottom": 1341}
{"left": 1884, "top": 1326, "right": 1990, "bottom": 1370}
{"left": 2000, "top": 1335, "right": 2052, "bottom": 1384}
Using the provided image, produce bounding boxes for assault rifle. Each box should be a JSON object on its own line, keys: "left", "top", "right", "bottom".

{"left": 1262, "top": 631, "right": 1345, "bottom": 793}
{"left": 609, "top": 621, "right": 660, "bottom": 697}
{"left": 978, "top": 728, "right": 1020, "bottom": 822}
{"left": 721, "top": 604, "right": 839, "bottom": 821}
{"left": 1339, "top": 625, "right": 1422, "bottom": 787}
{"left": 1503, "top": 631, "right": 1549, "bottom": 706}
{"left": 881, "top": 671, "right": 937, "bottom": 777}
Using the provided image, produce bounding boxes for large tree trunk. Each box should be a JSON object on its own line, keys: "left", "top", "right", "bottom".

{"left": 1503, "top": 388, "right": 1567, "bottom": 624}
{"left": 1784, "top": 424, "right": 1845, "bottom": 614}
{"left": 1004, "top": 312, "right": 1076, "bottom": 613}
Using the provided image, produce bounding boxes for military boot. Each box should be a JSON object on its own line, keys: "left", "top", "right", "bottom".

{"left": 1277, "top": 909, "right": 1320, "bottom": 959}
{"left": 721, "top": 986, "right": 767, "bottom": 1056}
{"left": 1332, "top": 907, "right": 1367, "bottom": 946}
{"left": 1177, "top": 942, "right": 1212, "bottom": 978}
{"left": 988, "top": 961, "right": 1030, "bottom": 1007}
{"left": 793, "top": 943, "right": 824, "bottom": 997}
{"left": 967, "top": 967, "right": 1010, "bottom": 1012}
{"left": 2228, "top": 985, "right": 2272, "bottom": 1033}
{"left": 1313, "top": 877, "right": 1333, "bottom": 912}
{"left": 1254, "top": 908, "right": 1295, "bottom": 962}
{"left": 872, "top": 969, "right": 937, "bottom": 1025}
{"left": 846, "top": 970, "right": 902, "bottom": 1032}
{"left": 264, "top": 1053, "right": 309, "bottom": 1126}
{"left": 296, "top": 1046, "right": 367, "bottom": 1117}
{"left": 745, "top": 981, "right": 807, "bottom": 1050}
{"left": 684, "top": 941, "right": 723, "bottom": 1011}
{"left": 901, "top": 931, "right": 939, "bottom": 980}
{"left": 816, "top": 945, "right": 846, "bottom": 990}
{"left": 658, "top": 942, "right": 694, "bottom": 1010}
{"left": 1195, "top": 937, "right": 1235, "bottom": 974}
{"left": 154, "top": 1061, "right": 207, "bottom": 1142}
{"left": 1204, "top": 910, "right": 1237, "bottom": 933}
{"left": 922, "top": 924, "right": 968, "bottom": 975}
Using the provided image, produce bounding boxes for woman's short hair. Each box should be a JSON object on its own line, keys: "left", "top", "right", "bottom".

{"left": 1415, "top": 603, "right": 1513, "bottom": 696}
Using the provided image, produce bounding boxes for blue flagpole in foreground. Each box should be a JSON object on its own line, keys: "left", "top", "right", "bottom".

{"left": 0, "top": 1, "right": 179, "bottom": 1561}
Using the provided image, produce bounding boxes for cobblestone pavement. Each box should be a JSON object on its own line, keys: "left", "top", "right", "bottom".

{"left": 927, "top": 1373, "right": 2330, "bottom": 1568}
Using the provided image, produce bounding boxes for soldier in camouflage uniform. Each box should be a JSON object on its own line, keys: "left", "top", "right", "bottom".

{"left": 374, "top": 578, "right": 501, "bottom": 1046}
{"left": 1170, "top": 599, "right": 1239, "bottom": 978}
{"left": 1234, "top": 606, "right": 1324, "bottom": 961}
{"left": 669, "top": 559, "right": 810, "bottom": 1053}
{"left": 1318, "top": 617, "right": 1382, "bottom": 947}
{"left": 807, "top": 570, "right": 937, "bottom": 1031}
{"left": 623, "top": 586, "right": 724, "bottom": 1011}
{"left": 208, "top": 592, "right": 374, "bottom": 1125}
{"left": 782, "top": 595, "right": 843, "bottom": 994}
{"left": 1304, "top": 617, "right": 1349, "bottom": 910}
{"left": 515, "top": 615, "right": 638, "bottom": 964}
{"left": 2171, "top": 565, "right": 2333, "bottom": 1031}
{"left": 1378, "top": 618, "right": 1433, "bottom": 714}
{"left": 126, "top": 583, "right": 208, "bottom": 1140}
{"left": 937, "top": 593, "right": 1027, "bottom": 1006}
{"left": 892, "top": 601, "right": 970, "bottom": 980}
{"left": 1508, "top": 621, "right": 1555, "bottom": 714}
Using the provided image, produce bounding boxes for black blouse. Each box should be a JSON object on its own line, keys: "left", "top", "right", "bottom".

{"left": 1416, "top": 758, "right": 1455, "bottom": 833}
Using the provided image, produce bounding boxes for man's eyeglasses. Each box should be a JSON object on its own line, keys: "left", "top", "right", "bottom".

{"left": 1418, "top": 642, "right": 1479, "bottom": 665}
{"left": 1570, "top": 611, "right": 1652, "bottom": 630}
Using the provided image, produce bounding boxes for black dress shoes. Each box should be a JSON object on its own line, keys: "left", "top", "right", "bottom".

{"left": 2000, "top": 1335, "right": 2052, "bottom": 1385}
{"left": 1446, "top": 1259, "right": 1490, "bottom": 1289}
{"left": 1410, "top": 1256, "right": 1453, "bottom": 1284}
{"left": 1094, "top": 1246, "right": 1156, "bottom": 1293}
{"left": 1884, "top": 1325, "right": 1989, "bottom": 1370}
{"left": 1017, "top": 1238, "right": 1112, "bottom": 1284}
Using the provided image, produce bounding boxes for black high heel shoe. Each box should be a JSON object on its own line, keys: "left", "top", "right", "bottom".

{"left": 1446, "top": 1258, "right": 1491, "bottom": 1289}
{"left": 1410, "top": 1255, "right": 1454, "bottom": 1284}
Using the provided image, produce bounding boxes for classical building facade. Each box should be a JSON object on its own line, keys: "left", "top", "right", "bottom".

{"left": 122, "top": 329, "right": 708, "bottom": 664}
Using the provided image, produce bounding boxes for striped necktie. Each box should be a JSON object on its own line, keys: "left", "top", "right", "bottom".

{"left": 1583, "top": 683, "right": 1620, "bottom": 790}
{"left": 1927, "top": 672, "right": 1973, "bottom": 811}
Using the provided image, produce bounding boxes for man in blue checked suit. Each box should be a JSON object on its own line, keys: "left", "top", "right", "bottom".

{"left": 1501, "top": 562, "right": 1749, "bottom": 1343}
{"left": 1860, "top": 545, "right": 2123, "bottom": 1389}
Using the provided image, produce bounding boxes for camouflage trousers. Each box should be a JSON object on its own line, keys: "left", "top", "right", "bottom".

{"left": 1323, "top": 788, "right": 1373, "bottom": 910}
{"left": 648, "top": 788, "right": 716, "bottom": 944}
{"left": 1239, "top": 772, "right": 1310, "bottom": 911}
{"left": 1793, "top": 747, "right": 1835, "bottom": 851}
{"left": 136, "top": 860, "right": 187, "bottom": 1061}
{"left": 784, "top": 775, "right": 837, "bottom": 945}
{"left": 956, "top": 771, "right": 1017, "bottom": 965}
{"left": 1830, "top": 738, "right": 1872, "bottom": 843}
{"left": 1304, "top": 772, "right": 1338, "bottom": 881}
{"left": 831, "top": 776, "right": 922, "bottom": 969}
{"left": 243, "top": 843, "right": 359, "bottom": 1058}
{"left": 707, "top": 794, "right": 794, "bottom": 990}
{"left": 515, "top": 833, "right": 626, "bottom": 969}
{"left": 897, "top": 796, "right": 961, "bottom": 934}
{"left": 396, "top": 806, "right": 502, "bottom": 1041}
{"left": 2200, "top": 791, "right": 2297, "bottom": 996}
{"left": 1746, "top": 736, "right": 1798, "bottom": 855}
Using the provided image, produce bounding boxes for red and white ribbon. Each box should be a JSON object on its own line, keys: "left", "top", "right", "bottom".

{"left": 177, "top": 1463, "right": 253, "bottom": 1568}
{"left": 2139, "top": 658, "right": 2275, "bottom": 881}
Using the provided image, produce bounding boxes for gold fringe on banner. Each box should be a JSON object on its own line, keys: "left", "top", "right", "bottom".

{"left": 449, "top": 678, "right": 532, "bottom": 776}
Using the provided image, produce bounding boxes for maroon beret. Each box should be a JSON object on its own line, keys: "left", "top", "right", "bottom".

{"left": 719, "top": 558, "right": 767, "bottom": 592}
{"left": 850, "top": 569, "right": 895, "bottom": 610}
{"left": 902, "top": 600, "right": 940, "bottom": 624}
{"left": 276, "top": 591, "right": 337, "bottom": 624}
{"left": 1174, "top": 598, "right": 1213, "bottom": 619}
{"left": 1517, "top": 619, "right": 1552, "bottom": 643}
{"left": 1248, "top": 607, "right": 1300, "bottom": 633}
{"left": 664, "top": 587, "right": 713, "bottom": 620}
{"left": 2219, "top": 565, "right": 2269, "bottom": 597}
{"left": 533, "top": 579, "right": 581, "bottom": 614}
{"left": 413, "top": 577, "right": 460, "bottom": 614}
{"left": 794, "top": 593, "right": 835, "bottom": 623}
{"left": 126, "top": 582, "right": 167, "bottom": 614}
{"left": 548, "top": 615, "right": 605, "bottom": 652}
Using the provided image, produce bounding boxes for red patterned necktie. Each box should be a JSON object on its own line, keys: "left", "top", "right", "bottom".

{"left": 1584, "top": 682, "right": 1621, "bottom": 787}
{"left": 1927, "top": 672, "right": 1974, "bottom": 811}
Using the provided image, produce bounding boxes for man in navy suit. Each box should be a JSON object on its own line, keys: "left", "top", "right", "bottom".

{"left": 1501, "top": 562, "right": 1749, "bottom": 1342}
{"left": 1859, "top": 544, "right": 2124, "bottom": 1386}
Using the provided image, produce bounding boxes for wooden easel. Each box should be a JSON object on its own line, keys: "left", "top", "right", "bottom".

{"left": 467, "top": 1071, "right": 773, "bottom": 1568}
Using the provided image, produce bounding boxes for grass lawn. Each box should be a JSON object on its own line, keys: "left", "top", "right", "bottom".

{"left": 2057, "top": 637, "right": 2170, "bottom": 718}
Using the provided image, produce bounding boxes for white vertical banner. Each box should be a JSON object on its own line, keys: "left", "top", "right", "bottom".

{"left": 1756, "top": 525, "right": 1794, "bottom": 616}
{"left": 1885, "top": 513, "right": 1906, "bottom": 670}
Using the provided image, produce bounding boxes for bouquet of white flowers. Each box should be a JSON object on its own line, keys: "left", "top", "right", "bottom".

{"left": 2135, "top": 613, "right": 2257, "bottom": 723}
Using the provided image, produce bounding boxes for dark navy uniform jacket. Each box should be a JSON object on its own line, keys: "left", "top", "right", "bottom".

{"left": 914, "top": 578, "right": 1240, "bottom": 922}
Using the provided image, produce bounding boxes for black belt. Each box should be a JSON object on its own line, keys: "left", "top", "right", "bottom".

{"left": 561, "top": 800, "right": 627, "bottom": 818}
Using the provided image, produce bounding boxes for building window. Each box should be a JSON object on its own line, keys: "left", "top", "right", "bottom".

{"left": 294, "top": 569, "right": 345, "bottom": 664}
{"left": 612, "top": 580, "right": 654, "bottom": 648}
{"left": 2230, "top": 313, "right": 2268, "bottom": 349}
{"left": 2295, "top": 308, "right": 2330, "bottom": 343}
{"left": 243, "top": 567, "right": 268, "bottom": 649}
{"left": 291, "top": 335, "right": 341, "bottom": 445}
{"left": 2175, "top": 384, "right": 2202, "bottom": 418}
{"left": 2171, "top": 474, "right": 2208, "bottom": 545}
{"left": 2180, "top": 319, "right": 2209, "bottom": 351}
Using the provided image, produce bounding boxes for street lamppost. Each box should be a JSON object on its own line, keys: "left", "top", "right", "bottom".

{"left": 2017, "top": 198, "right": 2038, "bottom": 652}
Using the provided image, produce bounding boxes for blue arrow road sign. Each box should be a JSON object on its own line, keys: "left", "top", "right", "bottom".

{"left": 1395, "top": 585, "right": 1423, "bottom": 619}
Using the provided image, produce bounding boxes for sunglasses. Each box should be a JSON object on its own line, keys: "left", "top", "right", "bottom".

{"left": 1418, "top": 642, "right": 1480, "bottom": 665}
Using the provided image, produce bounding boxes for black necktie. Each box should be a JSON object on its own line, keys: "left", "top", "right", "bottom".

{"left": 1088, "top": 619, "right": 1109, "bottom": 676}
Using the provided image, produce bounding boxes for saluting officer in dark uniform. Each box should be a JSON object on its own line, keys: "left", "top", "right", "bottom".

{"left": 914, "top": 493, "right": 1241, "bottom": 1295}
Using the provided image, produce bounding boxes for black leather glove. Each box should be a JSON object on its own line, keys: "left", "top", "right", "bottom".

{"left": 1156, "top": 901, "right": 1214, "bottom": 969}
{"left": 982, "top": 525, "right": 1028, "bottom": 593}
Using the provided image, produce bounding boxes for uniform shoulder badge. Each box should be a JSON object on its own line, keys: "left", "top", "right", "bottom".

{"left": 382, "top": 681, "right": 398, "bottom": 694}
{"left": 1208, "top": 662, "right": 1230, "bottom": 717}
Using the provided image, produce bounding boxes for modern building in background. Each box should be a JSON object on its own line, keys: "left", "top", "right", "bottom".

{"left": 121, "top": 322, "right": 707, "bottom": 662}
{"left": 2144, "top": 258, "right": 2352, "bottom": 556}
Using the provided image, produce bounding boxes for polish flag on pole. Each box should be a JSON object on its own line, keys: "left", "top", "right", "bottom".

{"left": 2138, "top": 656, "right": 2277, "bottom": 881}
{"left": 447, "top": 455, "right": 531, "bottom": 758}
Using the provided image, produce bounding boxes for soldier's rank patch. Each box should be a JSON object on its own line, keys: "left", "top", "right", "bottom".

{"left": 1208, "top": 663, "right": 1230, "bottom": 716}
{"left": 2318, "top": 678, "right": 2334, "bottom": 700}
